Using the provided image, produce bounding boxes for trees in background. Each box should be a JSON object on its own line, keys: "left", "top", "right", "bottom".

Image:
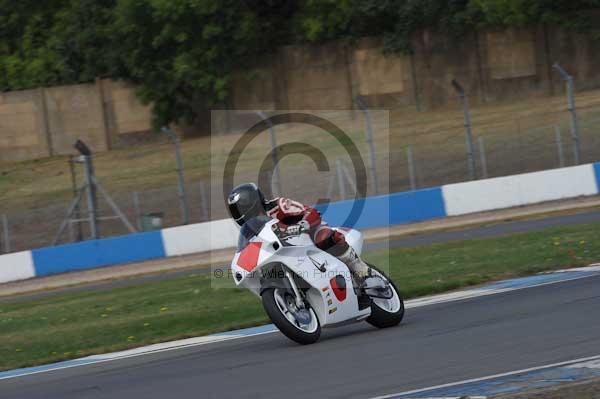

{"left": 290, "top": 0, "right": 600, "bottom": 52}
{"left": 111, "top": 0, "right": 288, "bottom": 126}
{"left": 0, "top": 0, "right": 598, "bottom": 126}
{"left": 0, "top": 0, "right": 118, "bottom": 90}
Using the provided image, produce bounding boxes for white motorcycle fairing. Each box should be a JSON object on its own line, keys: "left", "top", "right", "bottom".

{"left": 230, "top": 218, "right": 371, "bottom": 327}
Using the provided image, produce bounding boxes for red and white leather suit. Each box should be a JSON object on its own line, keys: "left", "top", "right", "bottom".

{"left": 265, "top": 197, "right": 349, "bottom": 256}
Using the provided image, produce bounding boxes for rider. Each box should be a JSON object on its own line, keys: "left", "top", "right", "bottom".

{"left": 227, "top": 183, "right": 372, "bottom": 287}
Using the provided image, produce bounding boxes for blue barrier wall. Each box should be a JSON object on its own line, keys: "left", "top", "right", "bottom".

{"left": 26, "top": 188, "right": 447, "bottom": 279}
{"left": 32, "top": 231, "right": 165, "bottom": 277}
{"left": 316, "top": 187, "right": 446, "bottom": 229}
{"left": 390, "top": 188, "right": 447, "bottom": 224}
{"left": 1, "top": 162, "right": 598, "bottom": 283}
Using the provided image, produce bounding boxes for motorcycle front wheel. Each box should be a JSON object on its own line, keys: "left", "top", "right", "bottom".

{"left": 262, "top": 288, "right": 321, "bottom": 345}
{"left": 365, "top": 264, "right": 405, "bottom": 329}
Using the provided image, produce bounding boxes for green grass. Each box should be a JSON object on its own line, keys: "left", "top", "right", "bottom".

{"left": 1, "top": 222, "right": 600, "bottom": 371}
{"left": 368, "top": 223, "right": 600, "bottom": 298}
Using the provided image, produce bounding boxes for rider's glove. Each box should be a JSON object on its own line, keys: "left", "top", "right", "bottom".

{"left": 285, "top": 220, "right": 309, "bottom": 236}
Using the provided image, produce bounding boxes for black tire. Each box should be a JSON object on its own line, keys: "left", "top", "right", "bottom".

{"left": 365, "top": 264, "right": 405, "bottom": 329}
{"left": 261, "top": 288, "right": 321, "bottom": 345}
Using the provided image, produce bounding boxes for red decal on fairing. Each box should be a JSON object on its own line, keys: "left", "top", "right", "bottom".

{"left": 237, "top": 242, "right": 262, "bottom": 272}
{"left": 330, "top": 277, "right": 347, "bottom": 301}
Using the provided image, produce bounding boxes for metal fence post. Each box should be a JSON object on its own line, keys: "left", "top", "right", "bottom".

{"left": 326, "top": 172, "right": 336, "bottom": 200}
{"left": 478, "top": 137, "right": 488, "bottom": 179}
{"left": 406, "top": 146, "right": 417, "bottom": 190}
{"left": 68, "top": 221, "right": 75, "bottom": 243}
{"left": 452, "top": 79, "right": 477, "bottom": 180}
{"left": 552, "top": 63, "right": 581, "bottom": 165}
{"left": 1, "top": 214, "right": 10, "bottom": 253}
{"left": 82, "top": 155, "right": 99, "bottom": 239}
{"left": 161, "top": 127, "right": 190, "bottom": 225}
{"left": 335, "top": 159, "right": 347, "bottom": 200}
{"left": 68, "top": 156, "right": 83, "bottom": 241}
{"left": 256, "top": 111, "right": 282, "bottom": 197}
{"left": 199, "top": 181, "right": 209, "bottom": 220}
{"left": 341, "top": 162, "right": 357, "bottom": 194}
{"left": 132, "top": 191, "right": 142, "bottom": 231}
{"left": 354, "top": 97, "right": 379, "bottom": 195}
{"left": 554, "top": 126, "right": 565, "bottom": 168}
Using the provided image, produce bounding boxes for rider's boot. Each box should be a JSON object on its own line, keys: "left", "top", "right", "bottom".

{"left": 338, "top": 247, "right": 377, "bottom": 310}
{"left": 338, "top": 246, "right": 369, "bottom": 281}
{"left": 339, "top": 246, "right": 391, "bottom": 304}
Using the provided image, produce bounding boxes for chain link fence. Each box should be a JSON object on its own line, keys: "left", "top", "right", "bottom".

{"left": 2, "top": 76, "right": 600, "bottom": 253}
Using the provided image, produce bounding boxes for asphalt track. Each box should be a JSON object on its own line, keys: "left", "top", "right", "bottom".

{"left": 4, "top": 209, "right": 600, "bottom": 303}
{"left": 2, "top": 273, "right": 599, "bottom": 399}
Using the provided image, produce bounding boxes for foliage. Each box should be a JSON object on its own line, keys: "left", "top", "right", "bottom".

{"left": 111, "top": 0, "right": 285, "bottom": 126}
{"left": 290, "top": 0, "right": 600, "bottom": 52}
{"left": 0, "top": 0, "right": 117, "bottom": 90}
{"left": 469, "top": 0, "right": 600, "bottom": 30}
{"left": 0, "top": 0, "right": 599, "bottom": 124}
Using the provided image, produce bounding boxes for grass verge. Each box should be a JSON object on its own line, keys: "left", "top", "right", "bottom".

{"left": 1, "top": 222, "right": 600, "bottom": 371}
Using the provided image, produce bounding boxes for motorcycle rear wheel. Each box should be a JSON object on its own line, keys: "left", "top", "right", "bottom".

{"left": 262, "top": 288, "right": 321, "bottom": 345}
{"left": 365, "top": 264, "right": 405, "bottom": 328}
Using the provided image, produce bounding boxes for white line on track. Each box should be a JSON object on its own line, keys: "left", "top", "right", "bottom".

{"left": 407, "top": 264, "right": 600, "bottom": 308}
{"left": 369, "top": 354, "right": 600, "bottom": 399}
{"left": 1, "top": 265, "right": 599, "bottom": 381}
{"left": 0, "top": 330, "right": 278, "bottom": 381}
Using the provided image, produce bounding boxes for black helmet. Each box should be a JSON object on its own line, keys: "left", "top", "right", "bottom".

{"left": 227, "top": 183, "right": 266, "bottom": 226}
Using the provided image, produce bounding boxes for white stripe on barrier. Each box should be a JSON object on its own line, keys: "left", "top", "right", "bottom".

{"left": 1, "top": 164, "right": 598, "bottom": 285}
{"left": 0, "top": 251, "right": 35, "bottom": 284}
{"left": 161, "top": 219, "right": 239, "bottom": 257}
{"left": 442, "top": 164, "right": 598, "bottom": 216}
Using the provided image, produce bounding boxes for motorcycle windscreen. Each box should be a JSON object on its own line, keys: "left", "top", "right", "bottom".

{"left": 237, "top": 215, "right": 272, "bottom": 251}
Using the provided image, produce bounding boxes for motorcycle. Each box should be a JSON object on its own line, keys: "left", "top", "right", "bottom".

{"left": 230, "top": 215, "right": 404, "bottom": 344}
